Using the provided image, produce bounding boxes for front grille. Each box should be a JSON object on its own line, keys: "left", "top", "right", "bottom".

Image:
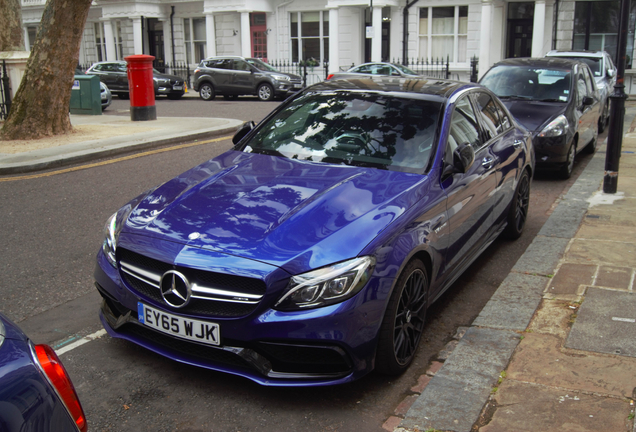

{"left": 118, "top": 248, "right": 266, "bottom": 318}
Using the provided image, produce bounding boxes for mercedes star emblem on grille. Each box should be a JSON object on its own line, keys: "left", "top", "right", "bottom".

{"left": 160, "top": 270, "right": 191, "bottom": 308}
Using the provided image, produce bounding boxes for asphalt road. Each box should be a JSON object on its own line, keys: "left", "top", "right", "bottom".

{"left": 0, "top": 97, "right": 602, "bottom": 431}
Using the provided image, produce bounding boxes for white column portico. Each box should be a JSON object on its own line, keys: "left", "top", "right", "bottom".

{"left": 205, "top": 13, "right": 217, "bottom": 58}
{"left": 479, "top": 0, "right": 492, "bottom": 78}
{"left": 103, "top": 20, "right": 116, "bottom": 61}
{"left": 132, "top": 17, "right": 143, "bottom": 55}
{"left": 22, "top": 27, "right": 30, "bottom": 51}
{"left": 328, "top": 7, "right": 340, "bottom": 73}
{"left": 371, "top": 6, "right": 382, "bottom": 62}
{"left": 161, "top": 19, "right": 173, "bottom": 64}
{"left": 531, "top": 0, "right": 546, "bottom": 57}
{"left": 240, "top": 12, "right": 251, "bottom": 57}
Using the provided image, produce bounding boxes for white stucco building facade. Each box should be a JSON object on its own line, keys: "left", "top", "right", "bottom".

{"left": 19, "top": 0, "right": 636, "bottom": 83}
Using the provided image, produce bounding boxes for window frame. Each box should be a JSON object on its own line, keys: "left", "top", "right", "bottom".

{"left": 289, "top": 11, "right": 329, "bottom": 63}
{"left": 418, "top": 5, "right": 469, "bottom": 65}
{"left": 183, "top": 17, "right": 207, "bottom": 66}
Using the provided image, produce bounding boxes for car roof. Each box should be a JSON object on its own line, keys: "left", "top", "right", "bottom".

{"left": 490, "top": 57, "right": 585, "bottom": 70}
{"left": 308, "top": 76, "right": 476, "bottom": 100}
{"left": 546, "top": 50, "right": 608, "bottom": 59}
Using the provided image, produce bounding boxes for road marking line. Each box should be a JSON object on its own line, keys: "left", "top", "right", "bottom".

{"left": 612, "top": 317, "right": 636, "bottom": 323}
{"left": 55, "top": 329, "right": 107, "bottom": 356}
{"left": 0, "top": 135, "right": 232, "bottom": 183}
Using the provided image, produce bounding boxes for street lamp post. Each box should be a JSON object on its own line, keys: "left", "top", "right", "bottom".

{"left": 603, "top": 0, "right": 631, "bottom": 193}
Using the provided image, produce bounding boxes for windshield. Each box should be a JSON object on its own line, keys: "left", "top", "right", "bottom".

{"left": 393, "top": 64, "right": 418, "bottom": 75}
{"left": 242, "top": 92, "right": 442, "bottom": 173}
{"left": 247, "top": 58, "right": 279, "bottom": 72}
{"left": 559, "top": 57, "right": 602, "bottom": 77}
{"left": 480, "top": 65, "right": 571, "bottom": 102}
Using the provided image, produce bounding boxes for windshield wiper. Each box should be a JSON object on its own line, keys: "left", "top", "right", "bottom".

{"left": 498, "top": 95, "right": 533, "bottom": 100}
{"left": 248, "top": 147, "right": 285, "bottom": 158}
{"left": 537, "top": 98, "right": 566, "bottom": 102}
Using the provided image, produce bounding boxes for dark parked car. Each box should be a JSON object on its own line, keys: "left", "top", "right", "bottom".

{"left": 95, "top": 77, "right": 533, "bottom": 386}
{"left": 480, "top": 57, "right": 601, "bottom": 179}
{"left": 0, "top": 313, "right": 87, "bottom": 432}
{"left": 327, "top": 62, "right": 421, "bottom": 81}
{"left": 86, "top": 61, "right": 186, "bottom": 100}
{"left": 546, "top": 50, "right": 616, "bottom": 133}
{"left": 193, "top": 56, "right": 303, "bottom": 101}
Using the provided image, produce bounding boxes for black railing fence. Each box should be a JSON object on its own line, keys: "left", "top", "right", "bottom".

{"left": 470, "top": 56, "right": 479, "bottom": 82}
{"left": 398, "top": 56, "right": 451, "bottom": 79}
{"left": 0, "top": 60, "right": 11, "bottom": 121}
{"left": 266, "top": 59, "right": 330, "bottom": 86}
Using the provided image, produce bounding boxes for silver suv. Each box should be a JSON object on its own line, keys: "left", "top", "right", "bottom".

{"left": 193, "top": 56, "right": 303, "bottom": 101}
{"left": 546, "top": 50, "right": 616, "bottom": 132}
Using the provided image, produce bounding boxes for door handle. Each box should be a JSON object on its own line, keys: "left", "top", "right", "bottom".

{"left": 513, "top": 139, "right": 524, "bottom": 149}
{"left": 482, "top": 156, "right": 495, "bottom": 170}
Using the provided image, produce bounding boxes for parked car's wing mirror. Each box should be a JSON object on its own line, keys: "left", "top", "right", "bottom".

{"left": 582, "top": 96, "right": 594, "bottom": 107}
{"left": 607, "top": 69, "right": 616, "bottom": 78}
{"left": 232, "top": 121, "right": 255, "bottom": 145}
{"left": 454, "top": 143, "right": 475, "bottom": 173}
{"left": 442, "top": 143, "right": 475, "bottom": 178}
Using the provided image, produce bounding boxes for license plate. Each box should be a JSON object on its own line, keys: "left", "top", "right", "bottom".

{"left": 293, "top": 84, "right": 302, "bottom": 89}
{"left": 173, "top": 85, "right": 183, "bottom": 90}
{"left": 138, "top": 302, "right": 220, "bottom": 346}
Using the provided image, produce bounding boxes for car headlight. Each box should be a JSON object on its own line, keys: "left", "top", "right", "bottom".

{"left": 102, "top": 206, "right": 134, "bottom": 267}
{"left": 538, "top": 114, "right": 569, "bottom": 138}
{"left": 154, "top": 78, "right": 169, "bottom": 85}
{"left": 271, "top": 74, "right": 290, "bottom": 82}
{"left": 275, "top": 256, "right": 375, "bottom": 311}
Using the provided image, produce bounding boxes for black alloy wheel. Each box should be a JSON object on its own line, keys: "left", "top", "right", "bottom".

{"left": 503, "top": 170, "right": 530, "bottom": 240}
{"left": 376, "top": 259, "right": 428, "bottom": 375}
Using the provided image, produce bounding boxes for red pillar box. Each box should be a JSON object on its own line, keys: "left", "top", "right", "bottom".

{"left": 125, "top": 54, "right": 157, "bottom": 121}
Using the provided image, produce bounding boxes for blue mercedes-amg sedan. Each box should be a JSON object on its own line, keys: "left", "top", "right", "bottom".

{"left": 94, "top": 77, "right": 534, "bottom": 386}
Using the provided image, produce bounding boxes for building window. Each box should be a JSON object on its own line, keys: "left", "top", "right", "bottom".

{"left": 184, "top": 18, "right": 206, "bottom": 65}
{"left": 93, "top": 22, "right": 124, "bottom": 61}
{"left": 95, "top": 22, "right": 106, "bottom": 62}
{"left": 290, "top": 11, "right": 329, "bottom": 63}
{"left": 419, "top": 6, "right": 468, "bottom": 63}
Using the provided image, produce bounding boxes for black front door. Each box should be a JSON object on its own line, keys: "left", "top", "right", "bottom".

{"left": 507, "top": 19, "right": 533, "bottom": 58}
{"left": 147, "top": 18, "right": 165, "bottom": 69}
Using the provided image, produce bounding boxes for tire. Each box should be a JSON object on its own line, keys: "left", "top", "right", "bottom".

{"left": 257, "top": 83, "right": 274, "bottom": 101}
{"left": 503, "top": 170, "right": 530, "bottom": 240}
{"left": 598, "top": 102, "right": 609, "bottom": 133}
{"left": 375, "top": 259, "right": 428, "bottom": 375}
{"left": 558, "top": 142, "right": 576, "bottom": 179}
{"left": 199, "top": 83, "right": 215, "bottom": 101}
{"left": 583, "top": 137, "right": 597, "bottom": 154}
{"left": 167, "top": 94, "right": 183, "bottom": 100}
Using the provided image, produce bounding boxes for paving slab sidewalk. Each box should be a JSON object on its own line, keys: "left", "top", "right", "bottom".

{"left": 394, "top": 105, "right": 636, "bottom": 432}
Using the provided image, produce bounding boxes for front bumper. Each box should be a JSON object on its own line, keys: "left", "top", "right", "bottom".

{"left": 94, "top": 248, "right": 389, "bottom": 386}
{"left": 533, "top": 134, "right": 570, "bottom": 168}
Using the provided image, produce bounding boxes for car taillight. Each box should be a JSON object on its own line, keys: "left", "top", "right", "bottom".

{"left": 326, "top": 74, "right": 334, "bottom": 80}
{"left": 194, "top": 68, "right": 201, "bottom": 74}
{"left": 33, "top": 344, "right": 87, "bottom": 432}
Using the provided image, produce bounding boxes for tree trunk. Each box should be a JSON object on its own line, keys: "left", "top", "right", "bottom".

{"left": 1, "top": 0, "right": 93, "bottom": 140}
{"left": 0, "top": 0, "right": 24, "bottom": 51}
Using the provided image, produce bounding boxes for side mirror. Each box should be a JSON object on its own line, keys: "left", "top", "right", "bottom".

{"left": 454, "top": 143, "right": 475, "bottom": 173}
{"left": 582, "top": 96, "right": 594, "bottom": 107}
{"left": 232, "top": 121, "right": 255, "bottom": 145}
{"left": 607, "top": 69, "right": 616, "bottom": 78}
{"left": 442, "top": 143, "right": 475, "bottom": 178}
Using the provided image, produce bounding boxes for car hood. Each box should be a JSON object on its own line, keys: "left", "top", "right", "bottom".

{"left": 501, "top": 100, "right": 567, "bottom": 133}
{"left": 154, "top": 72, "right": 183, "bottom": 81}
{"left": 121, "top": 151, "right": 427, "bottom": 274}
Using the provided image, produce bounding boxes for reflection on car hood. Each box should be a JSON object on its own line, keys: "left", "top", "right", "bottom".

{"left": 122, "top": 151, "right": 427, "bottom": 274}
{"left": 501, "top": 100, "right": 567, "bottom": 133}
